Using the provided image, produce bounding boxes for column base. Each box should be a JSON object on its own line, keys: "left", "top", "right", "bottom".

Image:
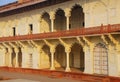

{"left": 50, "top": 67, "right": 55, "bottom": 70}
{"left": 9, "top": 64, "right": 12, "bottom": 67}
{"left": 65, "top": 67, "right": 71, "bottom": 72}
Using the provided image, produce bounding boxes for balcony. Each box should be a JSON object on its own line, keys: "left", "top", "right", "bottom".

{"left": 0, "top": 24, "right": 120, "bottom": 42}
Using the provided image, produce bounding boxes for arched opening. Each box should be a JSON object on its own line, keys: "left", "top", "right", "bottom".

{"left": 12, "top": 48, "right": 16, "bottom": 67}
{"left": 41, "top": 45, "right": 51, "bottom": 69}
{"left": 93, "top": 43, "right": 108, "bottom": 75}
{"left": 54, "top": 9, "right": 66, "bottom": 31}
{"left": 55, "top": 44, "right": 66, "bottom": 70}
{"left": 41, "top": 12, "right": 51, "bottom": 33}
{"left": 70, "top": 5, "right": 84, "bottom": 29}
{"left": 70, "top": 43, "right": 84, "bottom": 72}
{"left": 18, "top": 47, "right": 22, "bottom": 67}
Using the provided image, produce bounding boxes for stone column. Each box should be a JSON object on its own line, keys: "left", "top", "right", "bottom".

{"left": 8, "top": 48, "right": 12, "bottom": 67}
{"left": 15, "top": 48, "right": 19, "bottom": 67}
{"left": 89, "top": 44, "right": 94, "bottom": 74}
{"left": 50, "top": 11, "right": 55, "bottom": 32}
{"left": 65, "top": 46, "right": 71, "bottom": 72}
{"left": 50, "top": 46, "right": 55, "bottom": 70}
{"left": 65, "top": 8, "right": 71, "bottom": 30}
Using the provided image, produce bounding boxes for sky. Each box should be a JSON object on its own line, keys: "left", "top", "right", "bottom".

{"left": 0, "top": 0, "right": 17, "bottom": 6}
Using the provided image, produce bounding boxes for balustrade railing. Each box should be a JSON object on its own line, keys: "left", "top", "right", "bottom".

{"left": 0, "top": 24, "right": 120, "bottom": 42}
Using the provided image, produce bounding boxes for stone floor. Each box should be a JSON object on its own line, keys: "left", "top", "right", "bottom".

{"left": 0, "top": 71, "right": 85, "bottom": 82}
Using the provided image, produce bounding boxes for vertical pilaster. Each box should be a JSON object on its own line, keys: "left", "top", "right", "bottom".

{"left": 37, "top": 46, "right": 42, "bottom": 69}
{"left": 83, "top": 45, "right": 90, "bottom": 73}
{"left": 108, "top": 45, "right": 118, "bottom": 76}
{"left": 89, "top": 44, "right": 94, "bottom": 74}
{"left": 116, "top": 45, "right": 120, "bottom": 76}
{"left": 50, "top": 11, "right": 55, "bottom": 32}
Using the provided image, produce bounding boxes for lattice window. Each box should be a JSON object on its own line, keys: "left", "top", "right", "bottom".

{"left": 93, "top": 43, "right": 108, "bottom": 75}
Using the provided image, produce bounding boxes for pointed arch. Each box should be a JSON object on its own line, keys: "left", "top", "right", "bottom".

{"left": 41, "top": 12, "right": 51, "bottom": 32}
{"left": 55, "top": 44, "right": 66, "bottom": 69}
{"left": 54, "top": 8, "right": 66, "bottom": 31}
{"left": 70, "top": 4, "right": 84, "bottom": 29}
{"left": 70, "top": 42, "right": 84, "bottom": 72}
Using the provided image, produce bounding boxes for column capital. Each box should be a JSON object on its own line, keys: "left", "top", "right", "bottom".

{"left": 49, "top": 11, "right": 55, "bottom": 20}
{"left": 83, "top": 36, "right": 92, "bottom": 46}
{"left": 14, "top": 47, "right": 19, "bottom": 53}
{"left": 65, "top": 45, "right": 71, "bottom": 53}
{"left": 8, "top": 48, "right": 12, "bottom": 53}
{"left": 50, "top": 46, "right": 55, "bottom": 54}
{"left": 108, "top": 34, "right": 119, "bottom": 45}
{"left": 65, "top": 8, "right": 71, "bottom": 17}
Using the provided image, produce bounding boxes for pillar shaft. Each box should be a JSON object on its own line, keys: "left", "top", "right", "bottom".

{"left": 51, "top": 19, "right": 54, "bottom": 32}
{"left": 65, "top": 8, "right": 71, "bottom": 30}
{"left": 50, "top": 52, "right": 55, "bottom": 70}
{"left": 66, "top": 16, "right": 70, "bottom": 30}
{"left": 50, "top": 46, "right": 55, "bottom": 70}
{"left": 65, "top": 46, "right": 71, "bottom": 72}
{"left": 50, "top": 11, "right": 55, "bottom": 32}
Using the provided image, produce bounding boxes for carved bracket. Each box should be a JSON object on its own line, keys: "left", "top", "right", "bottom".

{"left": 83, "top": 36, "right": 92, "bottom": 46}
{"left": 27, "top": 41, "right": 35, "bottom": 48}
{"left": 43, "top": 40, "right": 56, "bottom": 53}
{"left": 43, "top": 39, "right": 52, "bottom": 47}
{"left": 58, "top": 38, "right": 67, "bottom": 46}
{"left": 59, "top": 38, "right": 72, "bottom": 53}
{"left": 9, "top": 42, "right": 17, "bottom": 48}
{"left": 76, "top": 37, "right": 85, "bottom": 46}
{"left": 108, "top": 34, "right": 119, "bottom": 45}
{"left": 101, "top": 35, "right": 108, "bottom": 45}
{"left": 2, "top": 43, "right": 11, "bottom": 48}
{"left": 17, "top": 41, "right": 27, "bottom": 48}
{"left": 0, "top": 44, "right": 6, "bottom": 49}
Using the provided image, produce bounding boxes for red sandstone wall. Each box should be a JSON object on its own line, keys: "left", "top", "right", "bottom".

{"left": 18, "top": 0, "right": 34, "bottom": 3}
